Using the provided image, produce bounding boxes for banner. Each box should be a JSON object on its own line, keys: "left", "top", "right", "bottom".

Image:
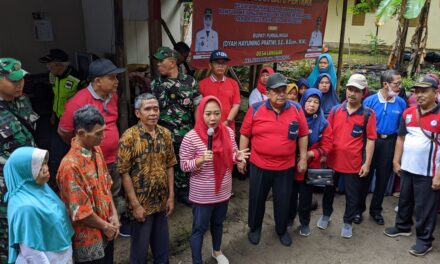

{"left": 191, "top": 0, "right": 329, "bottom": 68}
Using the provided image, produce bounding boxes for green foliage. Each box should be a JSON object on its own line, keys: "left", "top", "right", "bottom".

{"left": 279, "top": 60, "right": 313, "bottom": 80}
{"left": 350, "top": 0, "right": 382, "bottom": 14}
{"left": 376, "top": 0, "right": 426, "bottom": 25}
{"left": 363, "top": 33, "right": 386, "bottom": 56}
{"left": 401, "top": 76, "right": 414, "bottom": 91}
{"left": 367, "top": 74, "right": 382, "bottom": 91}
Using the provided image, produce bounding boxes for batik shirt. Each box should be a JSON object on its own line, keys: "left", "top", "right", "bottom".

{"left": 117, "top": 123, "right": 177, "bottom": 217}
{"left": 151, "top": 73, "right": 202, "bottom": 143}
{"left": 57, "top": 139, "right": 113, "bottom": 263}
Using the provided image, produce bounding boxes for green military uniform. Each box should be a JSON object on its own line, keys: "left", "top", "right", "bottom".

{"left": 0, "top": 58, "right": 38, "bottom": 264}
{"left": 49, "top": 67, "right": 81, "bottom": 117}
{"left": 0, "top": 96, "right": 38, "bottom": 264}
{"left": 151, "top": 72, "right": 202, "bottom": 189}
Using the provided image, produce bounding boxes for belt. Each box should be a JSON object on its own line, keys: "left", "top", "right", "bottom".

{"left": 378, "top": 134, "right": 397, "bottom": 139}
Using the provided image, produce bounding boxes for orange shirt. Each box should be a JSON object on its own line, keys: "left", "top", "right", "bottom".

{"left": 57, "top": 139, "right": 113, "bottom": 262}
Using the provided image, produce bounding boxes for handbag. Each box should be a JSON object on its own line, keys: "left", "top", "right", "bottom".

{"left": 306, "top": 168, "right": 334, "bottom": 186}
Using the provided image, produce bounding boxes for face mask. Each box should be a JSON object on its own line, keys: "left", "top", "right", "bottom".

{"left": 387, "top": 87, "right": 399, "bottom": 98}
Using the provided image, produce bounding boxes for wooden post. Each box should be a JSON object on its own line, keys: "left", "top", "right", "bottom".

{"left": 249, "top": 65, "right": 257, "bottom": 92}
{"left": 336, "top": 0, "right": 348, "bottom": 92}
{"left": 114, "top": 0, "right": 130, "bottom": 132}
{"left": 149, "top": 0, "right": 162, "bottom": 76}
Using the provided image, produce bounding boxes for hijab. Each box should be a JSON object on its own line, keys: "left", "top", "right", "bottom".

{"left": 256, "top": 67, "right": 275, "bottom": 94}
{"left": 314, "top": 73, "right": 340, "bottom": 117}
{"left": 286, "top": 83, "right": 299, "bottom": 102}
{"left": 299, "top": 88, "right": 329, "bottom": 147}
{"left": 4, "top": 147, "right": 74, "bottom": 264}
{"left": 308, "top": 53, "right": 337, "bottom": 89}
{"left": 194, "top": 96, "right": 233, "bottom": 193}
{"left": 296, "top": 78, "right": 309, "bottom": 102}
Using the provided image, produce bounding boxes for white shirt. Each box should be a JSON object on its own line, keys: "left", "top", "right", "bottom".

{"left": 309, "top": 30, "right": 323, "bottom": 48}
{"left": 195, "top": 28, "right": 219, "bottom": 52}
{"left": 15, "top": 244, "right": 73, "bottom": 264}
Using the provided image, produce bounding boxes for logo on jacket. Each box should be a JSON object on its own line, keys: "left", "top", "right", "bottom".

{"left": 406, "top": 114, "right": 412, "bottom": 124}
{"left": 431, "top": 120, "right": 438, "bottom": 127}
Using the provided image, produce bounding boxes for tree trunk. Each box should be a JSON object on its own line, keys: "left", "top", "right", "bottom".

{"left": 387, "top": 0, "right": 409, "bottom": 72}
{"left": 407, "top": 0, "right": 431, "bottom": 77}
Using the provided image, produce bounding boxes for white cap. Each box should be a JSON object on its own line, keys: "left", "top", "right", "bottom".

{"left": 346, "top": 74, "right": 368, "bottom": 90}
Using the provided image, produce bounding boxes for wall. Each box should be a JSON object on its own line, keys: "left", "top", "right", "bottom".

{"left": 323, "top": 0, "right": 440, "bottom": 50}
{"left": 124, "top": 0, "right": 184, "bottom": 65}
{"left": 0, "top": 0, "right": 85, "bottom": 73}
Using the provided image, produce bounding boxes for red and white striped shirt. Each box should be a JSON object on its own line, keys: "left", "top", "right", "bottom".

{"left": 180, "top": 128, "right": 238, "bottom": 204}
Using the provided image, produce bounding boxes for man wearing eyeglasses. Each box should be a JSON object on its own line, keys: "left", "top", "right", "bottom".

{"left": 359, "top": 70, "right": 407, "bottom": 226}
{"left": 199, "top": 50, "right": 240, "bottom": 131}
{"left": 0, "top": 57, "right": 38, "bottom": 264}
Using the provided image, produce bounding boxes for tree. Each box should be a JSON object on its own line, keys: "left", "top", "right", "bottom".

{"left": 375, "top": 0, "right": 430, "bottom": 76}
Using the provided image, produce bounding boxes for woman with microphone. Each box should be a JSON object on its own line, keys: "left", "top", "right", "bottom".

{"left": 180, "top": 96, "right": 249, "bottom": 264}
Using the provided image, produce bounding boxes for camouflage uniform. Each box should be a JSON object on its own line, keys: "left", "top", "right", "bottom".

{"left": 151, "top": 73, "right": 202, "bottom": 189}
{"left": 0, "top": 96, "right": 38, "bottom": 264}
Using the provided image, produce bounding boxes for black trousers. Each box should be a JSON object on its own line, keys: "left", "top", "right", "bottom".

{"left": 395, "top": 170, "right": 440, "bottom": 247}
{"left": 48, "top": 118, "right": 69, "bottom": 192}
{"left": 290, "top": 180, "right": 313, "bottom": 226}
{"left": 248, "top": 163, "right": 294, "bottom": 235}
{"left": 359, "top": 136, "right": 396, "bottom": 215}
{"left": 322, "top": 172, "right": 361, "bottom": 224}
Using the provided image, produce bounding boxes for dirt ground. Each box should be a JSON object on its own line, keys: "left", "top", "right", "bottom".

{"left": 114, "top": 178, "right": 440, "bottom": 264}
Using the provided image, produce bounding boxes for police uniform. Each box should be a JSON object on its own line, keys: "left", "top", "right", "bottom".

{"left": 195, "top": 29, "right": 219, "bottom": 52}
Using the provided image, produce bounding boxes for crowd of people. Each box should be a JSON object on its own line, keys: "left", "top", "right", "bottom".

{"left": 0, "top": 46, "right": 439, "bottom": 264}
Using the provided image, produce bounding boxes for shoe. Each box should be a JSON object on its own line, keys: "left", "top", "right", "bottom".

{"left": 248, "top": 228, "right": 261, "bottom": 245}
{"left": 212, "top": 251, "right": 230, "bottom": 264}
{"left": 394, "top": 206, "right": 399, "bottom": 213}
{"left": 341, "top": 223, "right": 353, "bottom": 238}
{"left": 383, "top": 226, "right": 412, "bottom": 237}
{"left": 299, "top": 225, "right": 311, "bottom": 237}
{"left": 392, "top": 192, "right": 400, "bottom": 198}
{"left": 409, "top": 244, "right": 432, "bottom": 256}
{"left": 370, "top": 213, "right": 385, "bottom": 225}
{"left": 317, "top": 215, "right": 331, "bottom": 230}
{"left": 353, "top": 214, "right": 363, "bottom": 224}
{"left": 279, "top": 232, "right": 292, "bottom": 247}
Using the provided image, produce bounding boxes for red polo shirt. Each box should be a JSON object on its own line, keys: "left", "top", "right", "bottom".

{"left": 59, "top": 85, "right": 119, "bottom": 164}
{"left": 240, "top": 100, "right": 309, "bottom": 170}
{"left": 199, "top": 75, "right": 240, "bottom": 131}
{"left": 328, "top": 103, "right": 377, "bottom": 173}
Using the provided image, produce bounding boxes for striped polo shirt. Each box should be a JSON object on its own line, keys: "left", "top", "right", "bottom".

{"left": 399, "top": 105, "right": 440, "bottom": 177}
{"left": 179, "top": 127, "right": 237, "bottom": 204}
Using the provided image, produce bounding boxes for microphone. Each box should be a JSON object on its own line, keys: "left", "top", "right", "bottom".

{"left": 207, "top": 128, "right": 214, "bottom": 150}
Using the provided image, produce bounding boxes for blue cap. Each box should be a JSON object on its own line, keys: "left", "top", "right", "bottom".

{"left": 88, "top": 58, "right": 126, "bottom": 79}
{"left": 209, "top": 50, "right": 230, "bottom": 62}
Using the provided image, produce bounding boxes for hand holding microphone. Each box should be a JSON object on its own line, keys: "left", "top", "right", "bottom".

{"left": 202, "top": 128, "right": 214, "bottom": 163}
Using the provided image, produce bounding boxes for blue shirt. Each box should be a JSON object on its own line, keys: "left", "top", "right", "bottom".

{"left": 363, "top": 91, "right": 406, "bottom": 135}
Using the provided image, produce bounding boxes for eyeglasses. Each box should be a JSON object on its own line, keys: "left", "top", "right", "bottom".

{"left": 389, "top": 82, "right": 402, "bottom": 86}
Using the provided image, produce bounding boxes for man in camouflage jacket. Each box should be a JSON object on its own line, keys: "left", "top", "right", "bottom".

{"left": 151, "top": 47, "right": 202, "bottom": 205}
{"left": 0, "top": 58, "right": 38, "bottom": 264}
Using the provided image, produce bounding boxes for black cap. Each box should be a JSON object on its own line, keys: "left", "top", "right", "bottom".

{"left": 88, "top": 58, "right": 126, "bottom": 79}
{"left": 39, "top": 49, "right": 69, "bottom": 63}
{"left": 266, "top": 73, "right": 287, "bottom": 89}
{"left": 209, "top": 50, "right": 230, "bottom": 62}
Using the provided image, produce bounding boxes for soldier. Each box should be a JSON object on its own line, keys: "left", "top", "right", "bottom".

{"left": 0, "top": 58, "right": 38, "bottom": 263}
{"left": 151, "top": 47, "right": 202, "bottom": 206}
{"left": 195, "top": 8, "right": 219, "bottom": 52}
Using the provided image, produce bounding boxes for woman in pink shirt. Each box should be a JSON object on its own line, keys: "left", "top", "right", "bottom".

{"left": 180, "top": 96, "right": 249, "bottom": 264}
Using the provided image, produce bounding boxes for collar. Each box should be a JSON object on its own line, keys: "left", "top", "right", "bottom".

{"left": 342, "top": 101, "right": 364, "bottom": 115}
{"left": 137, "top": 122, "right": 162, "bottom": 137}
{"left": 87, "top": 84, "right": 113, "bottom": 102}
{"left": 377, "top": 89, "right": 396, "bottom": 103}
{"left": 210, "top": 74, "right": 226, "bottom": 83}
{"left": 71, "top": 138, "right": 98, "bottom": 160}
{"left": 265, "top": 99, "right": 290, "bottom": 114}
{"left": 418, "top": 104, "right": 440, "bottom": 116}
{"left": 58, "top": 66, "right": 73, "bottom": 78}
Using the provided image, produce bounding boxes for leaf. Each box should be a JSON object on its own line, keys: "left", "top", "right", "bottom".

{"left": 375, "top": 0, "right": 402, "bottom": 24}
{"left": 404, "top": 0, "right": 426, "bottom": 19}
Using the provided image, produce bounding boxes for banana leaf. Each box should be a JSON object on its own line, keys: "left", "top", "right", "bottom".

{"left": 375, "top": 0, "right": 401, "bottom": 24}
{"left": 404, "top": 0, "right": 426, "bottom": 19}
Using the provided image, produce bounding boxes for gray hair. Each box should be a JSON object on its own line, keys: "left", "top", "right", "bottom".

{"left": 134, "top": 93, "right": 157, "bottom": 110}
{"left": 380, "top": 70, "right": 400, "bottom": 85}
{"left": 73, "top": 105, "right": 104, "bottom": 132}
